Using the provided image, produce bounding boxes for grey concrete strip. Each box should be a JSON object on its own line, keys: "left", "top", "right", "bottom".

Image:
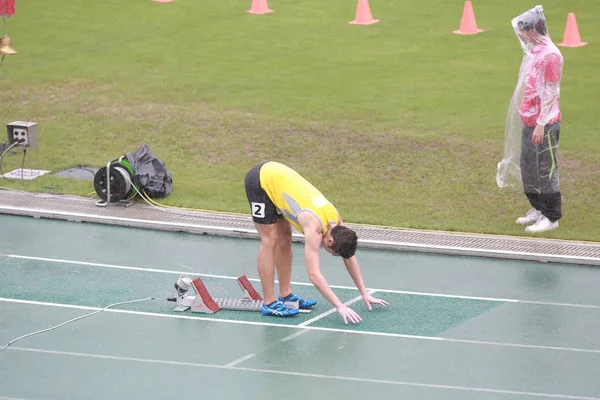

{"left": 0, "top": 190, "right": 599, "bottom": 266}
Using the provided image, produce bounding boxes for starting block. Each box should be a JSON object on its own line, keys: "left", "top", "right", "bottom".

{"left": 169, "top": 274, "right": 311, "bottom": 314}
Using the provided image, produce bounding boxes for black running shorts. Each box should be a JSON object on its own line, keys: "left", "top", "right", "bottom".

{"left": 244, "top": 162, "right": 282, "bottom": 224}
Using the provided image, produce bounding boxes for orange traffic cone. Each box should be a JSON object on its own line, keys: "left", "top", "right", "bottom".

{"left": 558, "top": 13, "right": 587, "bottom": 47}
{"left": 247, "top": 0, "right": 273, "bottom": 14}
{"left": 349, "top": 0, "right": 379, "bottom": 25}
{"left": 453, "top": 1, "right": 483, "bottom": 35}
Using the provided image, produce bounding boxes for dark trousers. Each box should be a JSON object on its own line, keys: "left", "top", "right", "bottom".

{"left": 520, "top": 122, "right": 562, "bottom": 222}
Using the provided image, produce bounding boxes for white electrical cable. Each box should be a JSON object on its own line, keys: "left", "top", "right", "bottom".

{"left": 0, "top": 297, "right": 159, "bottom": 353}
{"left": 0, "top": 140, "right": 21, "bottom": 181}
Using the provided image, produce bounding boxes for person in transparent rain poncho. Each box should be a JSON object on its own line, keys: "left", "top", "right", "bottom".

{"left": 496, "top": 5, "right": 564, "bottom": 233}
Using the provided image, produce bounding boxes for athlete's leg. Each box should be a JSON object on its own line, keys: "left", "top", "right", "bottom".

{"left": 245, "top": 162, "right": 279, "bottom": 305}
{"left": 255, "top": 222, "right": 280, "bottom": 305}
{"left": 244, "top": 163, "right": 298, "bottom": 316}
{"left": 275, "top": 217, "right": 317, "bottom": 309}
{"left": 256, "top": 222, "right": 299, "bottom": 315}
{"left": 274, "top": 216, "right": 293, "bottom": 298}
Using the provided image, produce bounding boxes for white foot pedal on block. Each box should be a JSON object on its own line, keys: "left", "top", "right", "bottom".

{"left": 170, "top": 274, "right": 312, "bottom": 314}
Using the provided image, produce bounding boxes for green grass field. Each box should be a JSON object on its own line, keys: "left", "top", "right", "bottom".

{"left": 0, "top": 0, "right": 599, "bottom": 241}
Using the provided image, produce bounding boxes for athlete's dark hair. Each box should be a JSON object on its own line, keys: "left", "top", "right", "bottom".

{"left": 330, "top": 225, "right": 358, "bottom": 259}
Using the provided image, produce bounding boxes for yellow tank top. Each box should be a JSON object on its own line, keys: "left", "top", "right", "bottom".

{"left": 260, "top": 162, "right": 340, "bottom": 234}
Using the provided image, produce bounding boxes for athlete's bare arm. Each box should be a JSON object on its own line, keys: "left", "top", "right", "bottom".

{"left": 299, "top": 212, "right": 343, "bottom": 307}
{"left": 336, "top": 218, "right": 389, "bottom": 311}
{"left": 298, "top": 212, "right": 362, "bottom": 324}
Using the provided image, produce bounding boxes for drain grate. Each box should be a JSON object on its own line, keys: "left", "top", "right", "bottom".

{"left": 0, "top": 190, "right": 599, "bottom": 266}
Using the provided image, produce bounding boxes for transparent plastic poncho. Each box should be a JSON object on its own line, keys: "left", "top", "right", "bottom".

{"left": 496, "top": 5, "right": 563, "bottom": 191}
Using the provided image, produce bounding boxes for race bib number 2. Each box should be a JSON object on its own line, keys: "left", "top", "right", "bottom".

{"left": 251, "top": 202, "right": 265, "bottom": 218}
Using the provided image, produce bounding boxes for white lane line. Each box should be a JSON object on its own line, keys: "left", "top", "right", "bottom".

{"left": 3, "top": 253, "right": 599, "bottom": 309}
{"left": 299, "top": 291, "right": 376, "bottom": 327}
{"left": 0, "top": 397, "right": 31, "bottom": 400}
{"left": 279, "top": 329, "right": 310, "bottom": 343}
{"left": 279, "top": 293, "right": 372, "bottom": 343}
{"left": 223, "top": 353, "right": 256, "bottom": 368}
{"left": 0, "top": 254, "right": 241, "bottom": 281}
{"left": 510, "top": 300, "right": 600, "bottom": 309}
{"left": 298, "top": 296, "right": 363, "bottom": 327}
{"left": 7, "top": 347, "right": 600, "bottom": 400}
{"left": 2, "top": 298, "right": 600, "bottom": 354}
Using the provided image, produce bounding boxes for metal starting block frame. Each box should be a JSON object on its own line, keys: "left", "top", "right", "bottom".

{"left": 172, "top": 274, "right": 311, "bottom": 314}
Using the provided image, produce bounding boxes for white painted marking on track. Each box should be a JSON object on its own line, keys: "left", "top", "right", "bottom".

{"left": 279, "top": 329, "right": 310, "bottom": 343}
{"left": 279, "top": 293, "right": 373, "bottom": 342}
{"left": 2, "top": 298, "right": 600, "bottom": 354}
{"left": 0, "top": 254, "right": 240, "bottom": 281}
{"left": 0, "top": 397, "right": 31, "bottom": 400}
{"left": 223, "top": 353, "right": 256, "bottom": 367}
{"left": 298, "top": 295, "right": 362, "bottom": 327}
{"left": 7, "top": 347, "right": 600, "bottom": 400}
{"left": 3, "top": 253, "right": 599, "bottom": 309}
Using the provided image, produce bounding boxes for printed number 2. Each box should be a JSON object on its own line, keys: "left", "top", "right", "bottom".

{"left": 252, "top": 202, "right": 265, "bottom": 218}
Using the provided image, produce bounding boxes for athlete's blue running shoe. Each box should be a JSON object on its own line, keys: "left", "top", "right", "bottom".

{"left": 261, "top": 300, "right": 299, "bottom": 317}
{"left": 278, "top": 293, "right": 317, "bottom": 309}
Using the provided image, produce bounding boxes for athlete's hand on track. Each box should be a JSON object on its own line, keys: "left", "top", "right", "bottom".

{"left": 362, "top": 293, "right": 389, "bottom": 311}
{"left": 336, "top": 304, "right": 362, "bottom": 324}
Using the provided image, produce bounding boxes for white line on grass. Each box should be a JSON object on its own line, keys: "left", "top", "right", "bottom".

{"left": 7, "top": 347, "right": 600, "bottom": 400}
{"left": 3, "top": 253, "right": 600, "bottom": 309}
{"left": 2, "top": 298, "right": 600, "bottom": 354}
